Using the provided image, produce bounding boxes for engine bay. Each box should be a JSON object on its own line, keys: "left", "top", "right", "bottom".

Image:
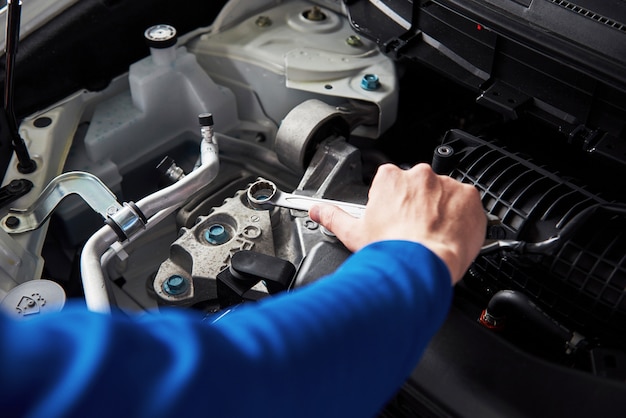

{"left": 0, "top": 0, "right": 625, "bottom": 416}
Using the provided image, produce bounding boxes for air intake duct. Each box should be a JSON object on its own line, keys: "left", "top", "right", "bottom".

{"left": 436, "top": 129, "right": 626, "bottom": 349}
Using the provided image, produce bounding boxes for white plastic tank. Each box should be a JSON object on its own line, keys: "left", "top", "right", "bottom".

{"left": 84, "top": 24, "right": 239, "bottom": 166}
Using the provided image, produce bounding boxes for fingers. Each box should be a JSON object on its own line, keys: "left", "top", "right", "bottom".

{"left": 310, "top": 162, "right": 487, "bottom": 284}
{"left": 309, "top": 204, "right": 362, "bottom": 252}
{"left": 368, "top": 164, "right": 403, "bottom": 200}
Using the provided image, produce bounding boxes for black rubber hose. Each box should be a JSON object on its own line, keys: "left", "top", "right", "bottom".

{"left": 4, "top": 0, "right": 36, "bottom": 174}
{"left": 479, "top": 290, "right": 573, "bottom": 344}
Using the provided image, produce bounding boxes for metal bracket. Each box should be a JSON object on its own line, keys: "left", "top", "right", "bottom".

{"left": 1, "top": 171, "right": 123, "bottom": 234}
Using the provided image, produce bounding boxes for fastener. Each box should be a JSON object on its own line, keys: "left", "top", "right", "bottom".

{"left": 360, "top": 74, "right": 380, "bottom": 91}
{"left": 255, "top": 16, "right": 272, "bottom": 27}
{"left": 163, "top": 275, "right": 189, "bottom": 296}
{"left": 346, "top": 35, "right": 362, "bottom": 47}
{"left": 205, "top": 224, "right": 230, "bottom": 245}
{"left": 5, "top": 216, "right": 20, "bottom": 229}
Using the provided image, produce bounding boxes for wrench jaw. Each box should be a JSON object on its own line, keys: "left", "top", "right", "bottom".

{"left": 247, "top": 179, "right": 278, "bottom": 211}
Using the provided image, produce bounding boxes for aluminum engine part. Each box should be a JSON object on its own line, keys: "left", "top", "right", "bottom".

{"left": 275, "top": 99, "right": 378, "bottom": 172}
{"left": 154, "top": 136, "right": 368, "bottom": 308}
{"left": 153, "top": 190, "right": 276, "bottom": 306}
{"left": 187, "top": 0, "right": 398, "bottom": 145}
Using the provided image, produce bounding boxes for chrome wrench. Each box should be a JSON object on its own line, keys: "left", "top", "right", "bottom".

{"left": 248, "top": 179, "right": 511, "bottom": 252}
{"left": 246, "top": 179, "right": 366, "bottom": 218}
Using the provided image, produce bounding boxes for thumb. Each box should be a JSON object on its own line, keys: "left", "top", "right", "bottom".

{"left": 309, "top": 204, "right": 362, "bottom": 251}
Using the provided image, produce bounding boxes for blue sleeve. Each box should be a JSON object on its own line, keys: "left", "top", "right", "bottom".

{"left": 0, "top": 241, "right": 452, "bottom": 418}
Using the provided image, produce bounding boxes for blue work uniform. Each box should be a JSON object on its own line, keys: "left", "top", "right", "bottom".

{"left": 0, "top": 240, "right": 452, "bottom": 417}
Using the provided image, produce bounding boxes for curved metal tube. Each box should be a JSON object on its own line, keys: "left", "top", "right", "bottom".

{"left": 135, "top": 139, "right": 219, "bottom": 220}
{"left": 80, "top": 137, "right": 220, "bottom": 313}
{"left": 80, "top": 225, "right": 119, "bottom": 313}
{"left": 1, "top": 172, "right": 123, "bottom": 234}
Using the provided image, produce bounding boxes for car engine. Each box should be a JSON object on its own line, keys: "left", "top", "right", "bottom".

{"left": 0, "top": 0, "right": 625, "bottom": 416}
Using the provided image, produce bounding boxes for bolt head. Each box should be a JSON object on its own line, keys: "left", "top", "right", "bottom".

{"left": 205, "top": 224, "right": 230, "bottom": 245}
{"left": 303, "top": 6, "right": 326, "bottom": 21}
{"left": 360, "top": 74, "right": 380, "bottom": 91}
{"left": 163, "top": 275, "right": 189, "bottom": 296}
{"left": 255, "top": 16, "right": 272, "bottom": 27}
{"left": 5, "top": 216, "right": 20, "bottom": 229}
{"left": 346, "top": 35, "right": 363, "bottom": 47}
{"left": 7, "top": 180, "right": 25, "bottom": 193}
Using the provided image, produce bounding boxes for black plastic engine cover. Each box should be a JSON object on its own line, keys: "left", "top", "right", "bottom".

{"left": 440, "top": 129, "right": 626, "bottom": 350}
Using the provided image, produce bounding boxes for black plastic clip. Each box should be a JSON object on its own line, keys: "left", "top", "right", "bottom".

{"left": 216, "top": 251, "right": 296, "bottom": 308}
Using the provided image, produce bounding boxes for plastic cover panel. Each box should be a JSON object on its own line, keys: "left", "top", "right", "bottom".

{"left": 442, "top": 129, "right": 626, "bottom": 348}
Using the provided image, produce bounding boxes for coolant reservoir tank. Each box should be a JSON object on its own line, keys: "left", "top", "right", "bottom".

{"left": 83, "top": 24, "right": 238, "bottom": 164}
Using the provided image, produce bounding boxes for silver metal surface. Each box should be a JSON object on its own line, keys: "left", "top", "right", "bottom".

{"left": 247, "top": 178, "right": 366, "bottom": 218}
{"left": 274, "top": 99, "right": 379, "bottom": 173}
{"left": 154, "top": 138, "right": 368, "bottom": 308}
{"left": 275, "top": 99, "right": 349, "bottom": 173}
{"left": 108, "top": 203, "right": 147, "bottom": 240}
{"left": 153, "top": 189, "right": 277, "bottom": 305}
{"left": 1, "top": 171, "right": 123, "bottom": 234}
{"left": 135, "top": 129, "right": 219, "bottom": 220}
{"left": 80, "top": 224, "right": 119, "bottom": 313}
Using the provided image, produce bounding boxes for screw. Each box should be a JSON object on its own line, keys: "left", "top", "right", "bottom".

{"left": 163, "top": 275, "right": 189, "bottom": 296}
{"left": 5, "top": 216, "right": 20, "bottom": 229}
{"left": 204, "top": 224, "right": 230, "bottom": 245}
{"left": 7, "top": 179, "right": 25, "bottom": 193}
{"left": 256, "top": 16, "right": 272, "bottom": 27}
{"left": 346, "top": 35, "right": 362, "bottom": 47}
{"left": 360, "top": 74, "right": 380, "bottom": 91}
{"left": 303, "top": 6, "right": 326, "bottom": 21}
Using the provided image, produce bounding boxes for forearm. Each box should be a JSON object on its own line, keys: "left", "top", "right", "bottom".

{"left": 0, "top": 241, "right": 452, "bottom": 418}
{"left": 211, "top": 240, "right": 453, "bottom": 416}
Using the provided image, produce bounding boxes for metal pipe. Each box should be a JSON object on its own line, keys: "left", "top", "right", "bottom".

{"left": 80, "top": 225, "right": 119, "bottom": 313}
{"left": 134, "top": 118, "right": 219, "bottom": 219}
{"left": 80, "top": 115, "right": 220, "bottom": 313}
{"left": 99, "top": 205, "right": 179, "bottom": 280}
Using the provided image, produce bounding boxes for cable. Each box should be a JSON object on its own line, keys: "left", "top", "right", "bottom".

{"left": 3, "top": 0, "right": 36, "bottom": 174}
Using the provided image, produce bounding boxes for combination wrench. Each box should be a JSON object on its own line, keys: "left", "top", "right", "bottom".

{"left": 247, "top": 178, "right": 508, "bottom": 253}
{"left": 246, "top": 179, "right": 366, "bottom": 218}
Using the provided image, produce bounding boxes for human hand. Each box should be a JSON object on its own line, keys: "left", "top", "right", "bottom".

{"left": 309, "top": 163, "right": 486, "bottom": 284}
